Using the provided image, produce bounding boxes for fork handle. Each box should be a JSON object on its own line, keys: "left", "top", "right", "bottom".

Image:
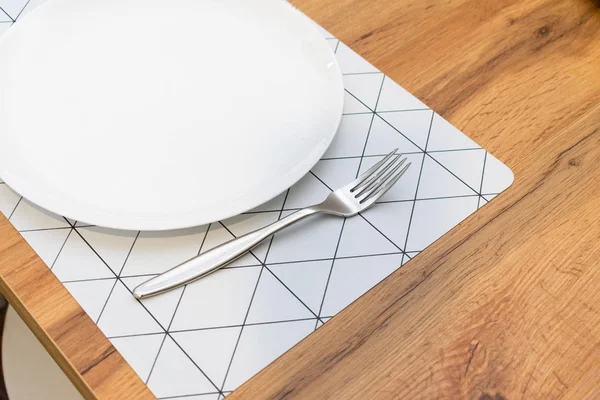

{"left": 133, "top": 206, "right": 322, "bottom": 299}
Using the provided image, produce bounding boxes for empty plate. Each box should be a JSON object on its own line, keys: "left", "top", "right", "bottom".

{"left": 0, "top": 0, "right": 343, "bottom": 230}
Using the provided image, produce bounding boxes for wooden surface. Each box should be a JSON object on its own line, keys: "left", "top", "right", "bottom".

{"left": 230, "top": 0, "right": 600, "bottom": 398}
{"left": 0, "top": 0, "right": 599, "bottom": 399}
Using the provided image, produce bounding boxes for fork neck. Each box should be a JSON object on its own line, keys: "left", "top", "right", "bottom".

{"left": 254, "top": 205, "right": 323, "bottom": 239}
{"left": 285, "top": 205, "right": 323, "bottom": 221}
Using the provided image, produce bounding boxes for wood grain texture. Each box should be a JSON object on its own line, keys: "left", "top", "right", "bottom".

{"left": 291, "top": 0, "right": 600, "bottom": 166}
{"left": 229, "top": 0, "right": 600, "bottom": 398}
{"left": 231, "top": 103, "right": 600, "bottom": 400}
{"left": 0, "top": 0, "right": 598, "bottom": 399}
{"left": 0, "top": 218, "right": 155, "bottom": 400}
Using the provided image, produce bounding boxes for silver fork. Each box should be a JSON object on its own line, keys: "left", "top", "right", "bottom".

{"left": 133, "top": 149, "right": 410, "bottom": 299}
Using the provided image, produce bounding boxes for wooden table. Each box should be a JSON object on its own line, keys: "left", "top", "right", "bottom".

{"left": 1, "top": 0, "right": 599, "bottom": 398}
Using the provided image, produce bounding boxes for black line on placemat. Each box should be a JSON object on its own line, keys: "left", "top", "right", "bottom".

{"left": 376, "top": 110, "right": 429, "bottom": 152}
{"left": 50, "top": 228, "right": 73, "bottom": 270}
{"left": 479, "top": 151, "right": 489, "bottom": 195}
{"left": 106, "top": 317, "right": 322, "bottom": 341}
{"left": 320, "top": 151, "right": 423, "bottom": 161}
{"left": 61, "top": 276, "right": 116, "bottom": 284}
{"left": 401, "top": 112, "right": 435, "bottom": 254}
{"left": 355, "top": 76, "right": 387, "bottom": 177}
{"left": 343, "top": 111, "right": 374, "bottom": 116}
{"left": 377, "top": 193, "right": 481, "bottom": 204}
{"left": 18, "top": 225, "right": 73, "bottom": 233}
{"left": 159, "top": 391, "right": 221, "bottom": 400}
{"left": 265, "top": 250, "right": 404, "bottom": 267}
{"left": 144, "top": 334, "right": 168, "bottom": 384}
{"left": 0, "top": 6, "right": 14, "bottom": 22}
{"left": 342, "top": 71, "right": 383, "bottom": 76}
{"left": 357, "top": 212, "right": 408, "bottom": 254}
{"left": 377, "top": 108, "right": 431, "bottom": 114}
{"left": 93, "top": 230, "right": 139, "bottom": 324}
{"left": 262, "top": 264, "right": 320, "bottom": 318}
{"left": 166, "top": 224, "right": 211, "bottom": 332}
{"left": 108, "top": 331, "right": 166, "bottom": 340}
{"left": 14, "top": 0, "right": 32, "bottom": 21}
{"left": 344, "top": 88, "right": 376, "bottom": 115}
{"left": 427, "top": 147, "right": 483, "bottom": 154}
{"left": 117, "top": 231, "right": 140, "bottom": 276}
{"left": 7, "top": 196, "right": 22, "bottom": 220}
{"left": 98, "top": 226, "right": 225, "bottom": 394}
{"left": 218, "top": 189, "right": 290, "bottom": 391}
{"left": 426, "top": 152, "right": 480, "bottom": 196}
{"left": 315, "top": 217, "right": 346, "bottom": 330}
{"left": 94, "top": 279, "right": 119, "bottom": 325}
{"left": 218, "top": 265, "right": 263, "bottom": 391}
{"left": 168, "top": 333, "right": 224, "bottom": 394}
{"left": 168, "top": 317, "right": 319, "bottom": 336}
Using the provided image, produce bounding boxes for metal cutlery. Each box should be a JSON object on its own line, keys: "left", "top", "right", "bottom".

{"left": 133, "top": 148, "right": 410, "bottom": 299}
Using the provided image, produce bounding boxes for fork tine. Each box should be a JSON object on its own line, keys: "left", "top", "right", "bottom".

{"left": 354, "top": 156, "right": 406, "bottom": 198}
{"left": 351, "top": 148, "right": 399, "bottom": 192}
{"left": 357, "top": 157, "right": 407, "bottom": 200}
{"left": 359, "top": 162, "right": 411, "bottom": 204}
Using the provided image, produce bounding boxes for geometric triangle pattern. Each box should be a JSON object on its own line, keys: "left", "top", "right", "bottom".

{"left": 0, "top": 0, "right": 28, "bottom": 20}
{"left": 343, "top": 90, "right": 372, "bottom": 114}
{"left": 222, "top": 320, "right": 316, "bottom": 391}
{"left": 169, "top": 266, "right": 262, "bottom": 333}
{"left": 63, "top": 278, "right": 116, "bottom": 322}
{"left": 0, "top": 2, "right": 515, "bottom": 398}
{"left": 378, "top": 109, "right": 433, "bottom": 150}
{"left": 77, "top": 226, "right": 138, "bottom": 275}
{"left": 146, "top": 336, "right": 218, "bottom": 398}
{"left": 364, "top": 114, "right": 423, "bottom": 155}
{"left": 320, "top": 253, "right": 404, "bottom": 317}
{"left": 481, "top": 152, "right": 515, "bottom": 195}
{"left": 109, "top": 333, "right": 165, "bottom": 383}
{"left": 51, "top": 231, "right": 115, "bottom": 282}
{"left": 122, "top": 276, "right": 184, "bottom": 330}
{"left": 336, "top": 215, "right": 400, "bottom": 258}
{"left": 0, "top": 183, "right": 20, "bottom": 217}
{"left": 9, "top": 198, "right": 70, "bottom": 231}
{"left": 427, "top": 112, "right": 481, "bottom": 151}
{"left": 20, "top": 228, "right": 72, "bottom": 267}
{"left": 343, "top": 73, "right": 384, "bottom": 111}
{"left": 0, "top": 11, "right": 11, "bottom": 23}
{"left": 97, "top": 280, "right": 163, "bottom": 337}
{"left": 323, "top": 113, "right": 373, "bottom": 158}
{"left": 283, "top": 172, "right": 332, "bottom": 210}
{"left": 245, "top": 268, "right": 315, "bottom": 324}
{"left": 429, "top": 149, "right": 486, "bottom": 192}
{"left": 405, "top": 196, "right": 480, "bottom": 252}
{"left": 376, "top": 77, "right": 428, "bottom": 112}
{"left": 172, "top": 326, "right": 241, "bottom": 389}
{"left": 416, "top": 155, "right": 477, "bottom": 199}
{"left": 360, "top": 201, "right": 413, "bottom": 250}
{"left": 268, "top": 260, "right": 331, "bottom": 315}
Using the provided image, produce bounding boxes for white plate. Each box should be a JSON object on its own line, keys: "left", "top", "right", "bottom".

{"left": 2, "top": 306, "right": 84, "bottom": 400}
{"left": 0, "top": 0, "right": 343, "bottom": 230}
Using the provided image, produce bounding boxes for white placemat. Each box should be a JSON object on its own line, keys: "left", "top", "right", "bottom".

{"left": 0, "top": 1, "right": 514, "bottom": 399}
